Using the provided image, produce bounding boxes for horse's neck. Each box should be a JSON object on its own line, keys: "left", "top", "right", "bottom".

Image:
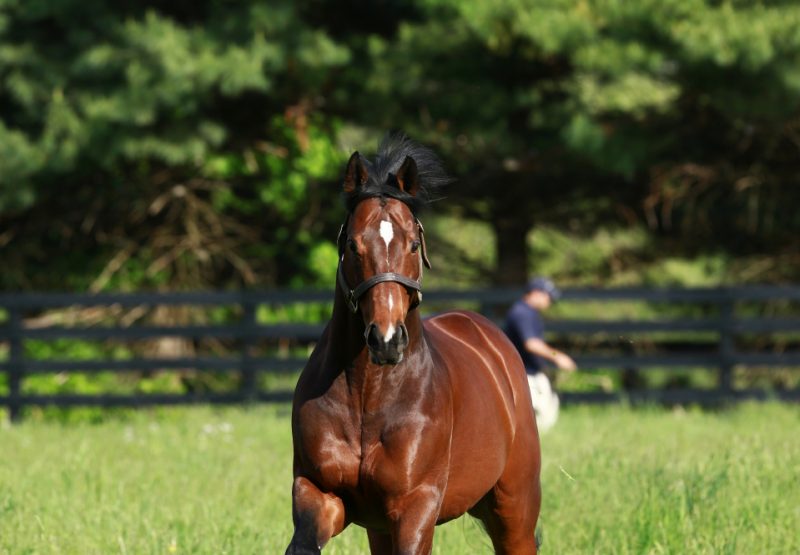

{"left": 329, "top": 291, "right": 368, "bottom": 362}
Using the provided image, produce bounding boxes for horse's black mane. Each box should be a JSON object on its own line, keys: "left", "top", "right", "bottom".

{"left": 343, "top": 132, "right": 450, "bottom": 214}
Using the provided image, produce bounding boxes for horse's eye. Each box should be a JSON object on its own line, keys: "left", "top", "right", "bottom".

{"left": 348, "top": 240, "right": 358, "bottom": 254}
{"left": 411, "top": 240, "right": 421, "bottom": 253}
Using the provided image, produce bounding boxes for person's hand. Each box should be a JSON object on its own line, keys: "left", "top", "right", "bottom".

{"left": 553, "top": 352, "right": 577, "bottom": 372}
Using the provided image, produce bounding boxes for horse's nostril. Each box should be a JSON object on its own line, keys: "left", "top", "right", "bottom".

{"left": 366, "top": 323, "right": 382, "bottom": 350}
{"left": 397, "top": 323, "right": 408, "bottom": 347}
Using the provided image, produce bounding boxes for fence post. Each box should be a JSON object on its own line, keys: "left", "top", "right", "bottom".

{"left": 718, "top": 292, "right": 735, "bottom": 392}
{"left": 239, "top": 297, "right": 258, "bottom": 402}
{"left": 7, "top": 308, "right": 24, "bottom": 422}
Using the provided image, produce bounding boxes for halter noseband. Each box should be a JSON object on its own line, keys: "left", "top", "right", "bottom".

{"left": 336, "top": 215, "right": 431, "bottom": 314}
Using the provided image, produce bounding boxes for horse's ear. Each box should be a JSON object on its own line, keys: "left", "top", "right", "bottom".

{"left": 394, "top": 156, "right": 419, "bottom": 196}
{"left": 343, "top": 151, "right": 368, "bottom": 193}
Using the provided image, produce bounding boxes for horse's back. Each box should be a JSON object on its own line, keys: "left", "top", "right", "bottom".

{"left": 423, "top": 310, "right": 537, "bottom": 520}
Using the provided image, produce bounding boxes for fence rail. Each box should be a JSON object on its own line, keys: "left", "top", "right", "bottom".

{"left": 2, "top": 287, "right": 799, "bottom": 421}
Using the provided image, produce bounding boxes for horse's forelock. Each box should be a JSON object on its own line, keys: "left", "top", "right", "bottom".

{"left": 342, "top": 132, "right": 450, "bottom": 215}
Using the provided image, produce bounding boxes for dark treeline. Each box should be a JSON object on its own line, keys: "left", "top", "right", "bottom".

{"left": 2, "top": 0, "right": 800, "bottom": 291}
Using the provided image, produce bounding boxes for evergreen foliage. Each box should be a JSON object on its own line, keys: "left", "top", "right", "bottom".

{"left": 1, "top": 0, "right": 799, "bottom": 289}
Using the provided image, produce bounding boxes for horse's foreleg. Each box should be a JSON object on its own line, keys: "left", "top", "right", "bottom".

{"left": 367, "top": 529, "right": 393, "bottom": 553}
{"left": 385, "top": 487, "right": 441, "bottom": 555}
{"left": 285, "top": 476, "right": 347, "bottom": 554}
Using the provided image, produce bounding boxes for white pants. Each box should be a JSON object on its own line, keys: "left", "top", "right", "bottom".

{"left": 528, "top": 373, "right": 560, "bottom": 433}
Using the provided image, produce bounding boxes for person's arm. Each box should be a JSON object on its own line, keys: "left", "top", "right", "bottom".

{"left": 523, "top": 337, "right": 577, "bottom": 371}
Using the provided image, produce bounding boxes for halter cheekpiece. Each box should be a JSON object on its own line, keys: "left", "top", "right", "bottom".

{"left": 336, "top": 214, "right": 431, "bottom": 313}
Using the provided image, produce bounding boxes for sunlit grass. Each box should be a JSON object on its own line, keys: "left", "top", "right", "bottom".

{"left": 1, "top": 403, "right": 798, "bottom": 554}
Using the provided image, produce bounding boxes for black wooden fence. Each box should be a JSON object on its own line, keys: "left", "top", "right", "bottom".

{"left": 2, "top": 287, "right": 800, "bottom": 421}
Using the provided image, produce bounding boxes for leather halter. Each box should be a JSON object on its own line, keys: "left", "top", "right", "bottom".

{"left": 336, "top": 215, "right": 431, "bottom": 314}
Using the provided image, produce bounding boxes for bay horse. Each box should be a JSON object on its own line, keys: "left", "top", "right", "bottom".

{"left": 286, "top": 134, "right": 541, "bottom": 554}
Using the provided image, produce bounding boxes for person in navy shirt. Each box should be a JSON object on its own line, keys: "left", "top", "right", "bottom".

{"left": 505, "top": 277, "right": 576, "bottom": 431}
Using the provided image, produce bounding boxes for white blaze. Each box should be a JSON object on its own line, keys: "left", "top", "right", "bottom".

{"left": 380, "top": 219, "right": 397, "bottom": 342}
{"left": 379, "top": 220, "right": 394, "bottom": 265}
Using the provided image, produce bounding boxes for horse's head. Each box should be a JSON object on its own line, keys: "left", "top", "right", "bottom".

{"left": 338, "top": 150, "right": 431, "bottom": 365}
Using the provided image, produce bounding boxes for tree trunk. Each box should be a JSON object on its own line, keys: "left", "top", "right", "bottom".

{"left": 492, "top": 216, "right": 531, "bottom": 286}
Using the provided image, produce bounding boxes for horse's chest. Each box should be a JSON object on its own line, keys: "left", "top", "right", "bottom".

{"left": 361, "top": 420, "right": 448, "bottom": 506}
{"left": 299, "top": 423, "right": 394, "bottom": 491}
{"left": 299, "top": 407, "right": 436, "bottom": 495}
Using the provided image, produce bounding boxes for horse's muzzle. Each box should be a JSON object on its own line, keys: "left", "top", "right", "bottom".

{"left": 365, "top": 321, "right": 408, "bottom": 365}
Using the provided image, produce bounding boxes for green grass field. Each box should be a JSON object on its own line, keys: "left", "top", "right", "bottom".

{"left": 1, "top": 403, "right": 799, "bottom": 554}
